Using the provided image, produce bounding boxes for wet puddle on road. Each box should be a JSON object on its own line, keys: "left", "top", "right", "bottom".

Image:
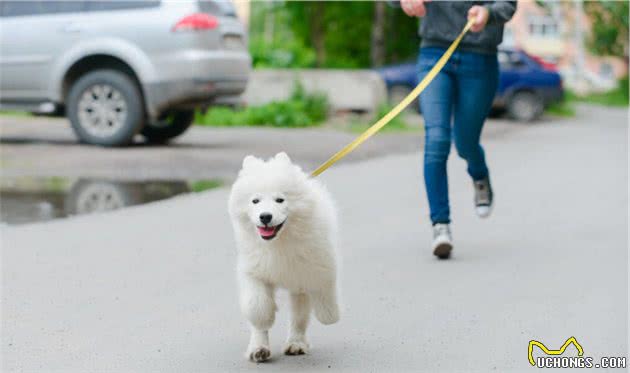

{"left": 0, "top": 177, "right": 223, "bottom": 225}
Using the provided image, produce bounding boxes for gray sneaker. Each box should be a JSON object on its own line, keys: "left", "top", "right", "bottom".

{"left": 432, "top": 223, "right": 453, "bottom": 259}
{"left": 474, "top": 177, "right": 493, "bottom": 218}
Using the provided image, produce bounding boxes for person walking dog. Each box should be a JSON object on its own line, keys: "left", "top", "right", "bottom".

{"left": 401, "top": 1, "right": 517, "bottom": 258}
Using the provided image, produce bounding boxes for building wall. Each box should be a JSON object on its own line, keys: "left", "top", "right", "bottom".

{"left": 504, "top": 0, "right": 566, "bottom": 59}
{"left": 503, "top": 0, "right": 627, "bottom": 92}
{"left": 232, "top": 0, "right": 250, "bottom": 27}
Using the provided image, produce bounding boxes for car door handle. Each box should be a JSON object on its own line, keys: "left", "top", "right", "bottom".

{"left": 60, "top": 23, "right": 83, "bottom": 33}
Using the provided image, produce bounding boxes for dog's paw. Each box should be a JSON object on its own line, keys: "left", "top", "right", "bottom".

{"left": 284, "top": 340, "right": 309, "bottom": 355}
{"left": 247, "top": 346, "right": 271, "bottom": 363}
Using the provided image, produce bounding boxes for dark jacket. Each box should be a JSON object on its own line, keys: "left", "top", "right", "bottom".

{"left": 417, "top": 1, "right": 517, "bottom": 54}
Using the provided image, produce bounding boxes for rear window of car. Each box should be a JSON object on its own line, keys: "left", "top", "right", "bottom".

{"left": 0, "top": 1, "right": 161, "bottom": 17}
{"left": 86, "top": 1, "right": 160, "bottom": 12}
{"left": 198, "top": 0, "right": 236, "bottom": 17}
{"left": 1, "top": 1, "right": 85, "bottom": 17}
{"left": 499, "top": 51, "right": 527, "bottom": 69}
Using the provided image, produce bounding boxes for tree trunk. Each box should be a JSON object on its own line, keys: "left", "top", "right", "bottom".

{"left": 263, "top": 3, "right": 274, "bottom": 44}
{"left": 371, "top": 1, "right": 386, "bottom": 67}
{"left": 309, "top": 2, "right": 326, "bottom": 67}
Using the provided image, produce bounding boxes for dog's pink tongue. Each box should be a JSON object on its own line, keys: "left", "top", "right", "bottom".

{"left": 258, "top": 226, "right": 275, "bottom": 237}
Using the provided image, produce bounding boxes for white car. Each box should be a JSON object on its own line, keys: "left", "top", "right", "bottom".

{"left": 0, "top": 0, "right": 251, "bottom": 145}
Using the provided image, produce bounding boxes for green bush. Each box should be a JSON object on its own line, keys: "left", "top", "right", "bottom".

{"left": 617, "top": 75, "right": 629, "bottom": 103}
{"left": 196, "top": 83, "right": 329, "bottom": 127}
{"left": 290, "top": 82, "right": 329, "bottom": 123}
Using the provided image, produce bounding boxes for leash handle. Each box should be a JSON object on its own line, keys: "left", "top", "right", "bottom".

{"left": 310, "top": 19, "right": 474, "bottom": 178}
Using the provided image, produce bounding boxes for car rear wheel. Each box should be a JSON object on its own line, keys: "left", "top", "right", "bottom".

{"left": 141, "top": 110, "right": 195, "bottom": 144}
{"left": 507, "top": 91, "right": 543, "bottom": 122}
{"left": 67, "top": 70, "right": 144, "bottom": 146}
{"left": 64, "top": 179, "right": 142, "bottom": 216}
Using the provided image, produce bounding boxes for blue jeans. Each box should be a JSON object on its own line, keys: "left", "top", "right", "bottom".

{"left": 418, "top": 47, "right": 498, "bottom": 224}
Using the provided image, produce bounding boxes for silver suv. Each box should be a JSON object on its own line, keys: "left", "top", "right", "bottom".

{"left": 0, "top": 0, "right": 251, "bottom": 146}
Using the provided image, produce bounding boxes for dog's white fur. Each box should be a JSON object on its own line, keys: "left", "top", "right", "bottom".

{"left": 228, "top": 152, "right": 340, "bottom": 362}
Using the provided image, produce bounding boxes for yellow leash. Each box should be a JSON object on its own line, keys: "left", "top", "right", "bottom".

{"left": 310, "top": 19, "right": 474, "bottom": 178}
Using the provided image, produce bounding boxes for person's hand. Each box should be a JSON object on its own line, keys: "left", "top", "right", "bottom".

{"left": 468, "top": 5, "right": 490, "bottom": 32}
{"left": 401, "top": 0, "right": 429, "bottom": 18}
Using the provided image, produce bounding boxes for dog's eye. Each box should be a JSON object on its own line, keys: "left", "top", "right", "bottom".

{"left": 275, "top": 198, "right": 285, "bottom": 203}
{"left": 252, "top": 198, "right": 260, "bottom": 204}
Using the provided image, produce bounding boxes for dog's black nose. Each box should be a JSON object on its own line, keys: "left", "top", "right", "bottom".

{"left": 259, "top": 213, "right": 272, "bottom": 225}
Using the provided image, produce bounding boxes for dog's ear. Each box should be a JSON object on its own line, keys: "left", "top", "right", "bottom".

{"left": 242, "top": 155, "right": 262, "bottom": 170}
{"left": 274, "top": 152, "right": 291, "bottom": 164}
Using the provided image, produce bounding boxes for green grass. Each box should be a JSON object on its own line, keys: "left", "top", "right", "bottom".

{"left": 0, "top": 176, "right": 70, "bottom": 193}
{"left": 0, "top": 110, "right": 31, "bottom": 117}
{"left": 568, "top": 76, "right": 628, "bottom": 107}
{"left": 545, "top": 101, "right": 576, "bottom": 117}
{"left": 545, "top": 76, "right": 628, "bottom": 117}
{"left": 569, "top": 85, "right": 629, "bottom": 107}
{"left": 348, "top": 118, "right": 419, "bottom": 134}
{"left": 45, "top": 176, "right": 70, "bottom": 192}
{"left": 189, "top": 179, "right": 223, "bottom": 193}
{"left": 195, "top": 82, "right": 329, "bottom": 128}
{"left": 195, "top": 101, "right": 319, "bottom": 128}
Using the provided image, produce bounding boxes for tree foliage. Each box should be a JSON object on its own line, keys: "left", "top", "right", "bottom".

{"left": 249, "top": 1, "right": 419, "bottom": 68}
{"left": 584, "top": 0, "right": 629, "bottom": 57}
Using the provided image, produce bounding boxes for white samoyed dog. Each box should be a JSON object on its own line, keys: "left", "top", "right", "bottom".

{"left": 228, "top": 152, "right": 340, "bottom": 362}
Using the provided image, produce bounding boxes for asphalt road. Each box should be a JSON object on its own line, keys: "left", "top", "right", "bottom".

{"left": 1, "top": 105, "right": 628, "bottom": 372}
{"left": 0, "top": 114, "right": 516, "bottom": 182}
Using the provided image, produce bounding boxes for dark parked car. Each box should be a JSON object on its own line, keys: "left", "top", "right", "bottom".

{"left": 377, "top": 49, "right": 564, "bottom": 122}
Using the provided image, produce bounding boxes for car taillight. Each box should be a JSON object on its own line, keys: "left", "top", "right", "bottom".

{"left": 529, "top": 54, "right": 558, "bottom": 72}
{"left": 172, "top": 13, "right": 218, "bottom": 32}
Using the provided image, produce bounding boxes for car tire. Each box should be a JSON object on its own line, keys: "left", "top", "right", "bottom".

{"left": 67, "top": 69, "right": 145, "bottom": 146}
{"left": 507, "top": 91, "right": 544, "bottom": 122}
{"left": 64, "top": 179, "right": 142, "bottom": 216}
{"left": 488, "top": 107, "right": 504, "bottom": 118}
{"left": 141, "top": 110, "right": 194, "bottom": 144}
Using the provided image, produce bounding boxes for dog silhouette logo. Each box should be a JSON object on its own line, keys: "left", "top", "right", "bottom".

{"left": 528, "top": 337, "right": 584, "bottom": 366}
